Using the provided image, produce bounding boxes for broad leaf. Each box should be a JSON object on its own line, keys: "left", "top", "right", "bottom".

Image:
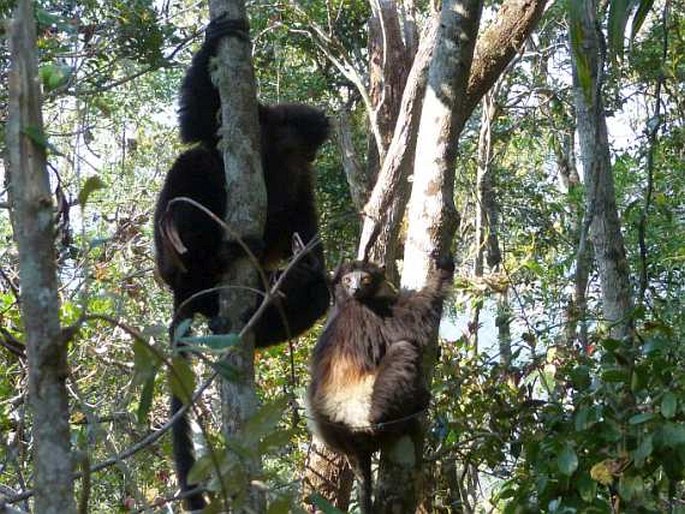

{"left": 557, "top": 445, "right": 579, "bottom": 476}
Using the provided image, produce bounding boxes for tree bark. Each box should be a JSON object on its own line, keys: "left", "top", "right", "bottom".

{"left": 366, "top": 0, "right": 411, "bottom": 179}
{"left": 374, "top": 1, "right": 483, "bottom": 511}
{"left": 302, "top": 435, "right": 354, "bottom": 512}
{"left": 570, "top": 0, "right": 633, "bottom": 340}
{"left": 6, "top": 1, "right": 76, "bottom": 512}
{"left": 337, "top": 110, "right": 369, "bottom": 211}
{"left": 402, "top": 0, "right": 482, "bottom": 288}
{"left": 463, "top": 0, "right": 548, "bottom": 121}
{"left": 208, "top": 0, "right": 266, "bottom": 511}
{"left": 358, "top": 17, "right": 440, "bottom": 274}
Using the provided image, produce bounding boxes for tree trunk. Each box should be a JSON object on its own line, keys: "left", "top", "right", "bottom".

{"left": 337, "top": 110, "right": 369, "bottom": 211}
{"left": 474, "top": 91, "right": 502, "bottom": 273}
{"left": 366, "top": 0, "right": 411, "bottom": 180}
{"left": 302, "top": 436, "right": 354, "bottom": 512}
{"left": 402, "top": 0, "right": 482, "bottom": 288}
{"left": 570, "top": 0, "right": 633, "bottom": 340}
{"left": 496, "top": 292, "right": 513, "bottom": 366}
{"left": 374, "top": 1, "right": 483, "bottom": 511}
{"left": 6, "top": 1, "right": 76, "bottom": 512}
{"left": 358, "top": 17, "right": 440, "bottom": 276}
{"left": 208, "top": 0, "right": 266, "bottom": 511}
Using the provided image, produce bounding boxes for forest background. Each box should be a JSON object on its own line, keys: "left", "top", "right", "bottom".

{"left": 1, "top": 0, "right": 684, "bottom": 511}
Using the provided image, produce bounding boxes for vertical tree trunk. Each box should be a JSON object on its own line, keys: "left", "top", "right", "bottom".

{"left": 302, "top": 436, "right": 354, "bottom": 511}
{"left": 358, "top": 17, "right": 440, "bottom": 277}
{"left": 402, "top": 0, "right": 482, "bottom": 288}
{"left": 471, "top": 91, "right": 503, "bottom": 354}
{"left": 570, "top": 0, "right": 633, "bottom": 340}
{"left": 374, "top": 1, "right": 483, "bottom": 512}
{"left": 475, "top": 92, "right": 502, "bottom": 272}
{"left": 6, "top": 1, "right": 76, "bottom": 512}
{"left": 359, "top": 2, "right": 432, "bottom": 279}
{"left": 208, "top": 0, "right": 266, "bottom": 511}
{"left": 549, "top": 124, "right": 591, "bottom": 349}
{"left": 367, "top": 0, "right": 411, "bottom": 179}
{"left": 496, "top": 292, "right": 513, "bottom": 366}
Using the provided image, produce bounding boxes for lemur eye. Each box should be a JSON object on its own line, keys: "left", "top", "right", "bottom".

{"left": 361, "top": 276, "right": 372, "bottom": 285}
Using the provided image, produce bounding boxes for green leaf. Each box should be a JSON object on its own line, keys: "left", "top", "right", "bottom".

{"left": 22, "top": 126, "right": 63, "bottom": 155}
{"left": 661, "top": 392, "right": 677, "bottom": 419}
{"left": 187, "top": 453, "right": 216, "bottom": 484}
{"left": 633, "top": 435, "right": 653, "bottom": 468}
{"left": 628, "top": 412, "right": 655, "bottom": 425}
{"left": 78, "top": 176, "right": 107, "bottom": 207}
{"left": 169, "top": 356, "right": 195, "bottom": 404}
{"left": 575, "top": 407, "right": 590, "bottom": 431}
{"left": 179, "top": 332, "right": 241, "bottom": 351}
{"left": 132, "top": 339, "right": 161, "bottom": 384}
{"left": 569, "top": 365, "right": 591, "bottom": 390}
{"left": 618, "top": 474, "right": 644, "bottom": 502}
{"left": 137, "top": 373, "right": 155, "bottom": 424}
{"left": 600, "top": 338, "right": 622, "bottom": 352}
{"left": 306, "top": 493, "right": 345, "bottom": 514}
{"left": 598, "top": 420, "right": 623, "bottom": 442}
{"left": 258, "top": 429, "right": 293, "bottom": 454}
{"left": 35, "top": 8, "right": 72, "bottom": 32}
{"left": 602, "top": 367, "right": 630, "bottom": 383}
{"left": 568, "top": 0, "right": 593, "bottom": 102}
{"left": 578, "top": 472, "right": 597, "bottom": 502}
{"left": 243, "top": 398, "right": 288, "bottom": 445}
{"left": 210, "top": 360, "right": 240, "bottom": 382}
{"left": 557, "top": 445, "right": 579, "bottom": 476}
{"left": 172, "top": 318, "right": 193, "bottom": 346}
{"left": 132, "top": 338, "right": 162, "bottom": 424}
{"left": 656, "top": 423, "right": 685, "bottom": 448}
{"left": 267, "top": 494, "right": 294, "bottom": 514}
{"left": 39, "top": 63, "right": 72, "bottom": 92}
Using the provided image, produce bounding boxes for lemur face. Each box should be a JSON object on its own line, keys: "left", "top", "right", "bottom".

{"left": 340, "top": 270, "right": 377, "bottom": 299}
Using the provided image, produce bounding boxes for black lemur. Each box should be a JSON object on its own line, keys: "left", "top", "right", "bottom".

{"left": 307, "top": 258, "right": 453, "bottom": 513}
{"left": 154, "top": 16, "right": 331, "bottom": 511}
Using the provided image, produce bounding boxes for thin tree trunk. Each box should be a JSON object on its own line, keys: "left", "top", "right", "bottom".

{"left": 367, "top": 0, "right": 411, "bottom": 177}
{"left": 7, "top": 0, "right": 76, "bottom": 512}
{"left": 496, "top": 292, "right": 513, "bottom": 366}
{"left": 475, "top": 92, "right": 502, "bottom": 271}
{"left": 208, "top": 0, "right": 266, "bottom": 511}
{"left": 570, "top": 0, "right": 633, "bottom": 340}
{"left": 358, "top": 17, "right": 440, "bottom": 275}
{"left": 337, "top": 110, "right": 369, "bottom": 211}
{"left": 470, "top": 91, "right": 502, "bottom": 355}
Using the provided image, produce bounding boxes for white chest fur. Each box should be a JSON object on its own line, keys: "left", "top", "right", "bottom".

{"left": 316, "top": 373, "right": 376, "bottom": 429}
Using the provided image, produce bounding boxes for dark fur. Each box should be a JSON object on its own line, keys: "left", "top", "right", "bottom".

{"left": 307, "top": 260, "right": 452, "bottom": 513}
{"left": 154, "top": 16, "right": 330, "bottom": 511}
